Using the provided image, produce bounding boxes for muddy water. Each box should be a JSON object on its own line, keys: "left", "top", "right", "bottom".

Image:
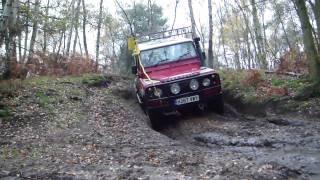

{"left": 156, "top": 107, "right": 320, "bottom": 179}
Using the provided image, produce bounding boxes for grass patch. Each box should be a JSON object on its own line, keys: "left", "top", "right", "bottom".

{"left": 0, "top": 106, "right": 12, "bottom": 119}
{"left": 1, "top": 145, "right": 20, "bottom": 160}
{"left": 24, "top": 76, "right": 54, "bottom": 86}
{"left": 82, "top": 74, "right": 107, "bottom": 87}
{"left": 35, "top": 91, "right": 58, "bottom": 108}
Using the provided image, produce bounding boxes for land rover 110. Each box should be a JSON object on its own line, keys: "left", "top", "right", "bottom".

{"left": 129, "top": 27, "right": 224, "bottom": 128}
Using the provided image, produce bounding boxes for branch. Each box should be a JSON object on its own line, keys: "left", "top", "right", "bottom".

{"left": 171, "top": 0, "right": 179, "bottom": 30}
{"left": 114, "top": 0, "right": 134, "bottom": 36}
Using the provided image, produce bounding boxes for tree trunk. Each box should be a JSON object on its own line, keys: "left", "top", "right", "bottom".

{"left": 65, "top": 0, "right": 76, "bottom": 56}
{"left": 82, "top": 0, "right": 89, "bottom": 59}
{"left": 43, "top": 0, "right": 50, "bottom": 53}
{"left": 217, "top": 7, "right": 228, "bottom": 67}
{"left": 77, "top": 32, "right": 83, "bottom": 56}
{"left": 250, "top": 0, "right": 267, "bottom": 69}
{"left": 314, "top": 0, "right": 320, "bottom": 51}
{"left": 171, "top": 0, "right": 179, "bottom": 30}
{"left": 246, "top": 32, "right": 252, "bottom": 69}
{"left": 188, "top": 0, "right": 197, "bottom": 38}
{"left": 207, "top": 0, "right": 214, "bottom": 68}
{"left": 1, "top": 0, "right": 18, "bottom": 79}
{"left": 56, "top": 31, "right": 64, "bottom": 55}
{"left": 21, "top": 0, "right": 29, "bottom": 64}
{"left": 28, "top": 0, "right": 40, "bottom": 63}
{"left": 18, "top": 31, "right": 22, "bottom": 62}
{"left": 235, "top": 0, "right": 258, "bottom": 67}
{"left": 293, "top": 0, "right": 320, "bottom": 84}
{"left": 273, "top": 0, "right": 291, "bottom": 50}
{"left": 17, "top": 10, "right": 22, "bottom": 62}
{"left": 308, "top": 0, "right": 320, "bottom": 51}
{"left": 73, "top": 0, "right": 81, "bottom": 56}
{"left": 95, "top": 0, "right": 103, "bottom": 72}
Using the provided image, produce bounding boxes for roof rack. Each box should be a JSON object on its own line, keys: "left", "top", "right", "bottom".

{"left": 137, "top": 27, "right": 192, "bottom": 43}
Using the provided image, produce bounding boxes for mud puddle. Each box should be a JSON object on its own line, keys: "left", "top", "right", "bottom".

{"left": 154, "top": 104, "right": 320, "bottom": 179}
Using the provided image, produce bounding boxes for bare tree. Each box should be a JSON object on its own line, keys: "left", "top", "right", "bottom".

{"left": 235, "top": 0, "right": 257, "bottom": 69}
{"left": 0, "top": 0, "right": 19, "bottom": 78}
{"left": 22, "top": 0, "right": 30, "bottom": 63}
{"left": 72, "top": 0, "right": 81, "bottom": 56}
{"left": 292, "top": 0, "right": 320, "bottom": 84}
{"left": 96, "top": 0, "right": 104, "bottom": 71}
{"left": 171, "top": 0, "right": 179, "bottom": 30}
{"left": 217, "top": 6, "right": 228, "bottom": 67}
{"left": 65, "top": 0, "right": 76, "bottom": 56}
{"left": 208, "top": 0, "right": 214, "bottom": 68}
{"left": 307, "top": 0, "right": 320, "bottom": 51}
{"left": 250, "top": 0, "right": 267, "bottom": 69}
{"left": 28, "top": 0, "right": 40, "bottom": 63}
{"left": 188, "top": 0, "right": 197, "bottom": 38}
{"left": 43, "top": 0, "right": 50, "bottom": 53}
{"left": 82, "top": 0, "right": 89, "bottom": 59}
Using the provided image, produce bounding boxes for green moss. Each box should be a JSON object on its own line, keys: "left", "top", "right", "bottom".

{"left": 25, "top": 76, "right": 54, "bottom": 86}
{"left": 35, "top": 92, "right": 58, "bottom": 109}
{"left": 82, "top": 74, "right": 107, "bottom": 87}
{"left": 271, "top": 78, "right": 286, "bottom": 87}
{"left": 0, "top": 106, "right": 12, "bottom": 119}
{"left": 1, "top": 146, "right": 20, "bottom": 160}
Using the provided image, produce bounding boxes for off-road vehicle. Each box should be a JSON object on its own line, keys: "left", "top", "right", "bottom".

{"left": 129, "top": 27, "right": 223, "bottom": 128}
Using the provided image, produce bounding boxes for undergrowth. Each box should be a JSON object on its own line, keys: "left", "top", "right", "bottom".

{"left": 82, "top": 74, "right": 108, "bottom": 87}
{"left": 220, "top": 69, "right": 315, "bottom": 104}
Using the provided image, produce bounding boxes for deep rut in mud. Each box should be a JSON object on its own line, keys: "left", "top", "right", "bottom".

{"left": 126, "top": 96, "right": 320, "bottom": 179}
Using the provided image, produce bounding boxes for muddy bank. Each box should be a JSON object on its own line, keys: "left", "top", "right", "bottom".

{"left": 223, "top": 89, "right": 320, "bottom": 118}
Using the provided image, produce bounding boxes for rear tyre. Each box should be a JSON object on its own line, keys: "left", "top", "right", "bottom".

{"left": 208, "top": 95, "right": 224, "bottom": 115}
{"left": 148, "top": 110, "right": 162, "bottom": 129}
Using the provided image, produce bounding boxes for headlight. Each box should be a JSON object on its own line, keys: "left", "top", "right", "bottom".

{"left": 202, "top": 78, "right": 210, "bottom": 87}
{"left": 170, "top": 83, "right": 181, "bottom": 94}
{"left": 153, "top": 88, "right": 163, "bottom": 97}
{"left": 147, "top": 87, "right": 153, "bottom": 97}
{"left": 189, "top": 79, "right": 199, "bottom": 90}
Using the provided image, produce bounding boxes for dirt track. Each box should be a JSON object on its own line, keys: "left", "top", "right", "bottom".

{"left": 0, "top": 78, "right": 320, "bottom": 179}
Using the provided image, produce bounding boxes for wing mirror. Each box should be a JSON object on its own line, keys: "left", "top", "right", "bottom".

{"left": 202, "top": 52, "right": 206, "bottom": 60}
{"left": 193, "top": 37, "right": 201, "bottom": 42}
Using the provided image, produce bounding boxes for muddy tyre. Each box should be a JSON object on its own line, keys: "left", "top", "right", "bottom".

{"left": 208, "top": 95, "right": 224, "bottom": 115}
{"left": 148, "top": 110, "right": 162, "bottom": 129}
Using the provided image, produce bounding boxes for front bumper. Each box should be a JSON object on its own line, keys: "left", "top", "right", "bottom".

{"left": 145, "top": 86, "right": 222, "bottom": 111}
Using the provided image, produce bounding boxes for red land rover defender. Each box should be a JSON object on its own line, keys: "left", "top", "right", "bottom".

{"left": 131, "top": 27, "right": 224, "bottom": 128}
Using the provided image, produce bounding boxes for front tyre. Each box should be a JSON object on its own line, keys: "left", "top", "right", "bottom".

{"left": 147, "top": 110, "right": 162, "bottom": 129}
{"left": 208, "top": 95, "right": 224, "bottom": 115}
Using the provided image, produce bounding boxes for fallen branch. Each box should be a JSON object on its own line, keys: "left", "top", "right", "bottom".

{"left": 265, "top": 71, "right": 303, "bottom": 78}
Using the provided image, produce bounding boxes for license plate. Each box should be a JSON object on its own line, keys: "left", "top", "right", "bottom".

{"left": 175, "top": 95, "right": 199, "bottom": 105}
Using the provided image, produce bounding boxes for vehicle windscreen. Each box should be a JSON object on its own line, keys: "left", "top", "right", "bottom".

{"left": 140, "top": 42, "right": 198, "bottom": 67}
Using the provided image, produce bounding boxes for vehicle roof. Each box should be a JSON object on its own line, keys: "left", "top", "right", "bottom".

{"left": 138, "top": 37, "right": 193, "bottom": 51}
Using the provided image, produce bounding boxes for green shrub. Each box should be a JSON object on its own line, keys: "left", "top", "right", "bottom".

{"left": 82, "top": 75, "right": 107, "bottom": 87}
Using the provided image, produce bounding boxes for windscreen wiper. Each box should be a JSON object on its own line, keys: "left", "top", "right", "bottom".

{"left": 177, "top": 52, "right": 191, "bottom": 60}
{"left": 153, "top": 58, "right": 170, "bottom": 66}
